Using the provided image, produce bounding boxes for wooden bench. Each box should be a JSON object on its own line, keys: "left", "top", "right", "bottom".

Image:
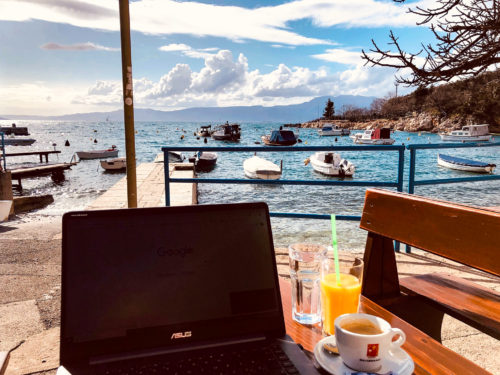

{"left": 359, "top": 188, "right": 500, "bottom": 342}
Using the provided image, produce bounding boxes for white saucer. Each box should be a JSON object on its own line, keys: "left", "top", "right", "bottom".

{"left": 313, "top": 335, "right": 414, "bottom": 375}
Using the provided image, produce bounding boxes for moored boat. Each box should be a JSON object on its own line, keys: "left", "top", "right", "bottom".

{"left": 211, "top": 122, "right": 241, "bottom": 141}
{"left": 261, "top": 129, "right": 298, "bottom": 146}
{"left": 350, "top": 128, "right": 395, "bottom": 145}
{"left": 190, "top": 152, "right": 218, "bottom": 172}
{"left": 307, "top": 151, "right": 355, "bottom": 177}
{"left": 76, "top": 145, "right": 118, "bottom": 160}
{"left": 1, "top": 136, "right": 36, "bottom": 146}
{"left": 437, "top": 153, "right": 496, "bottom": 173}
{"left": 197, "top": 125, "right": 212, "bottom": 137}
{"left": 168, "top": 151, "right": 185, "bottom": 162}
{"left": 439, "top": 124, "right": 492, "bottom": 142}
{"left": 318, "top": 123, "right": 350, "bottom": 136}
{"left": 100, "top": 157, "right": 126, "bottom": 171}
{"left": 243, "top": 155, "right": 282, "bottom": 180}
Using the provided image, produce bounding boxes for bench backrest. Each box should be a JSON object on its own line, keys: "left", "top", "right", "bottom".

{"left": 360, "top": 188, "right": 500, "bottom": 277}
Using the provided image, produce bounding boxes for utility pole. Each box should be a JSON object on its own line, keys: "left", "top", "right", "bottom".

{"left": 119, "top": 0, "right": 137, "bottom": 208}
{"left": 394, "top": 82, "right": 399, "bottom": 98}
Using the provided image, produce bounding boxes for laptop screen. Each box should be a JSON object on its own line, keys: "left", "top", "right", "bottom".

{"left": 61, "top": 202, "right": 285, "bottom": 365}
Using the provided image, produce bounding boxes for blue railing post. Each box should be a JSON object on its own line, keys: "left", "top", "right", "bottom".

{"left": 395, "top": 147, "right": 405, "bottom": 252}
{"left": 0, "top": 132, "right": 6, "bottom": 171}
{"left": 408, "top": 148, "right": 416, "bottom": 195}
{"left": 163, "top": 150, "right": 170, "bottom": 206}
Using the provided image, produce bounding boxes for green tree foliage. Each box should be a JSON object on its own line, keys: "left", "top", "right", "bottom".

{"left": 323, "top": 99, "right": 335, "bottom": 119}
{"left": 380, "top": 70, "right": 500, "bottom": 125}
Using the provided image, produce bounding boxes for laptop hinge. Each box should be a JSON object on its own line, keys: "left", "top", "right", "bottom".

{"left": 89, "top": 335, "right": 267, "bottom": 365}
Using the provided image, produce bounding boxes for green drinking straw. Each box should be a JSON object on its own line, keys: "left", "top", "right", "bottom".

{"left": 330, "top": 214, "right": 341, "bottom": 286}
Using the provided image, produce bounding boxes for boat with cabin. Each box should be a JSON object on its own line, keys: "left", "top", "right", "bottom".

{"left": 318, "top": 123, "right": 350, "bottom": 136}
{"left": 306, "top": 151, "right": 355, "bottom": 177}
{"left": 76, "top": 145, "right": 118, "bottom": 160}
{"left": 100, "top": 157, "right": 126, "bottom": 171}
{"left": 261, "top": 129, "right": 298, "bottom": 146}
{"left": 0, "top": 124, "right": 29, "bottom": 136}
{"left": 197, "top": 125, "right": 212, "bottom": 137}
{"left": 350, "top": 128, "right": 395, "bottom": 145}
{"left": 439, "top": 124, "right": 492, "bottom": 142}
{"left": 437, "top": 154, "right": 496, "bottom": 173}
{"left": 211, "top": 122, "right": 241, "bottom": 141}
{"left": 243, "top": 155, "right": 282, "bottom": 180}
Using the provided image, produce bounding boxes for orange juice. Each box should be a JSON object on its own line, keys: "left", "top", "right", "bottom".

{"left": 321, "top": 273, "right": 361, "bottom": 335}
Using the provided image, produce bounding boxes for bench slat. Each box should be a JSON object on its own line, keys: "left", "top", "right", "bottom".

{"left": 400, "top": 273, "right": 500, "bottom": 339}
{"left": 360, "top": 188, "right": 500, "bottom": 277}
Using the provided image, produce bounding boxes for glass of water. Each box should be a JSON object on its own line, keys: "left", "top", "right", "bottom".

{"left": 288, "top": 243, "right": 327, "bottom": 325}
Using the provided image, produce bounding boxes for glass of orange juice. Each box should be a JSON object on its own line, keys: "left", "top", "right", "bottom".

{"left": 320, "top": 257, "right": 363, "bottom": 336}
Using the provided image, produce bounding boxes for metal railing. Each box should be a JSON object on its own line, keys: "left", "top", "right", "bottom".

{"left": 162, "top": 145, "right": 405, "bottom": 222}
{"left": 407, "top": 142, "right": 500, "bottom": 193}
{"left": 0, "top": 132, "right": 6, "bottom": 171}
{"left": 162, "top": 141, "right": 499, "bottom": 253}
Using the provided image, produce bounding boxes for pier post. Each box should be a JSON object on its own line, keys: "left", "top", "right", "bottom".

{"left": 0, "top": 171, "right": 14, "bottom": 215}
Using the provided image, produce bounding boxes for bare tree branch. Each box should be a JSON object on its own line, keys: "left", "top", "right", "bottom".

{"left": 362, "top": 0, "right": 500, "bottom": 86}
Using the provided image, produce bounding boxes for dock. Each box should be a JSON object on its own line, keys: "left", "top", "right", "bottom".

{"left": 10, "top": 163, "right": 77, "bottom": 190}
{"left": 87, "top": 155, "right": 197, "bottom": 210}
{"left": 3, "top": 150, "right": 61, "bottom": 163}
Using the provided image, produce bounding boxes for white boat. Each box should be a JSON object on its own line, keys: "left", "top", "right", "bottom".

{"left": 100, "top": 157, "right": 126, "bottom": 171}
{"left": 350, "top": 129, "right": 395, "bottom": 145}
{"left": 76, "top": 146, "right": 118, "bottom": 160}
{"left": 318, "top": 123, "right": 350, "bottom": 136}
{"left": 168, "top": 151, "right": 185, "bottom": 162}
{"left": 243, "top": 155, "right": 282, "bottom": 180}
{"left": 0, "top": 200, "right": 13, "bottom": 222}
{"left": 437, "top": 154, "right": 496, "bottom": 173}
{"left": 439, "top": 124, "right": 492, "bottom": 142}
{"left": 307, "top": 151, "right": 355, "bottom": 177}
{"left": 1, "top": 137, "right": 36, "bottom": 146}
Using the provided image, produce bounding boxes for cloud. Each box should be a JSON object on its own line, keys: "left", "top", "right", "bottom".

{"left": 312, "top": 48, "right": 364, "bottom": 65}
{"left": 159, "top": 43, "right": 218, "bottom": 59}
{"left": 0, "top": 0, "right": 425, "bottom": 46}
{"left": 77, "top": 49, "right": 401, "bottom": 110}
{"left": 41, "top": 42, "right": 119, "bottom": 51}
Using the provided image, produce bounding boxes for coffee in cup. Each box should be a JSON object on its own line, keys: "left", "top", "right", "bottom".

{"left": 334, "top": 313, "right": 406, "bottom": 372}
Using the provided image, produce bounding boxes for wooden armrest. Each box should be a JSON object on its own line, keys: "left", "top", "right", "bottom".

{"left": 400, "top": 273, "right": 500, "bottom": 339}
{"left": 0, "top": 351, "right": 10, "bottom": 375}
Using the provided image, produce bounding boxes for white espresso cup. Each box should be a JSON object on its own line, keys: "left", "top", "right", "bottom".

{"left": 334, "top": 313, "right": 406, "bottom": 372}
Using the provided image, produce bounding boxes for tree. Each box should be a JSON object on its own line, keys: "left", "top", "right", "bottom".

{"left": 362, "top": 0, "right": 500, "bottom": 86}
{"left": 323, "top": 99, "right": 335, "bottom": 119}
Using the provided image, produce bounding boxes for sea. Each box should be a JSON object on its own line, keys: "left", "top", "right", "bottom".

{"left": 1, "top": 119, "right": 499, "bottom": 251}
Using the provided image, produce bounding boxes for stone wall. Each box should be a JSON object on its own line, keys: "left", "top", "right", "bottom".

{"left": 303, "top": 114, "right": 500, "bottom": 133}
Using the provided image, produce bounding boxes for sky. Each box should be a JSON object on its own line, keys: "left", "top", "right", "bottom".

{"left": 0, "top": 0, "right": 435, "bottom": 116}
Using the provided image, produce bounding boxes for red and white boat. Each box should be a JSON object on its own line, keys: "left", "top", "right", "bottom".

{"left": 350, "top": 128, "right": 395, "bottom": 145}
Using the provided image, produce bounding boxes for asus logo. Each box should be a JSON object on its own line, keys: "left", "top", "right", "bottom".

{"left": 171, "top": 331, "right": 192, "bottom": 339}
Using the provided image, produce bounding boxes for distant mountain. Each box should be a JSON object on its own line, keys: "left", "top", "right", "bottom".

{"left": 2, "top": 95, "right": 377, "bottom": 123}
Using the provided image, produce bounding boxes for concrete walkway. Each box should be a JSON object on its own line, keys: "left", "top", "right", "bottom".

{"left": 87, "top": 159, "right": 197, "bottom": 209}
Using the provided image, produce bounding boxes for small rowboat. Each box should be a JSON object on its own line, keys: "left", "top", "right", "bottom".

{"left": 1, "top": 137, "right": 36, "bottom": 146}
{"left": 100, "top": 157, "right": 126, "bottom": 171}
{"left": 437, "top": 153, "right": 496, "bottom": 173}
{"left": 76, "top": 145, "right": 118, "bottom": 160}
{"left": 189, "top": 152, "right": 218, "bottom": 172}
{"left": 243, "top": 155, "right": 282, "bottom": 180}
{"left": 307, "top": 151, "right": 355, "bottom": 177}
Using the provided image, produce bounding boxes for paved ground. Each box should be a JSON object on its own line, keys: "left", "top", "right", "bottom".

{"left": 1, "top": 217, "right": 499, "bottom": 374}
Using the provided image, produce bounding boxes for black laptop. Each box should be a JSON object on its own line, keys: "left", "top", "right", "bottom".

{"left": 59, "top": 202, "right": 320, "bottom": 374}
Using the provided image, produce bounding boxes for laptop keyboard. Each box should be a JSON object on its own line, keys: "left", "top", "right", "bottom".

{"left": 96, "top": 342, "right": 300, "bottom": 375}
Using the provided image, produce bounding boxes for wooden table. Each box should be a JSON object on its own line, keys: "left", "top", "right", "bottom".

{"left": 279, "top": 278, "right": 491, "bottom": 375}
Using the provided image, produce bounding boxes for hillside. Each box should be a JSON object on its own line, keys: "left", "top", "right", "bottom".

{"left": 1, "top": 95, "right": 376, "bottom": 123}
{"left": 302, "top": 70, "right": 500, "bottom": 133}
